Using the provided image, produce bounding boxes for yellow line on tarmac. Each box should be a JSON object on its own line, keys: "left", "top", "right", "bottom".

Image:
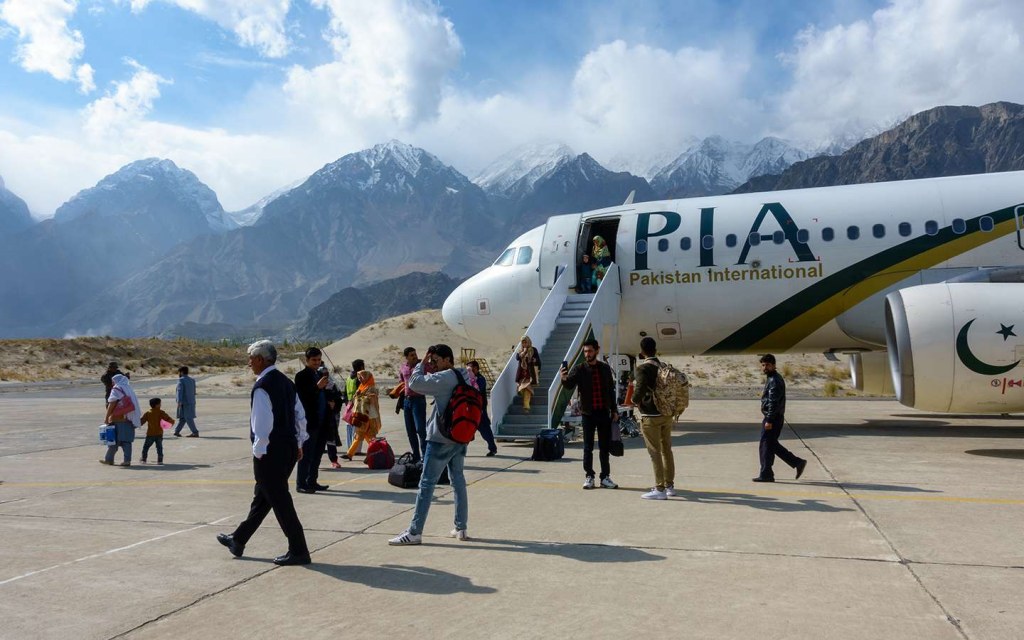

{"left": 3, "top": 478, "right": 1023, "bottom": 506}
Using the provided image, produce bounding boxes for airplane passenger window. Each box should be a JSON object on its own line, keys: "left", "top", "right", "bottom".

{"left": 680, "top": 237, "right": 691, "bottom": 250}
{"left": 516, "top": 247, "right": 533, "bottom": 265}
{"left": 822, "top": 227, "right": 834, "bottom": 241}
{"left": 898, "top": 222, "right": 912, "bottom": 237}
{"left": 980, "top": 216, "right": 995, "bottom": 232}
{"left": 494, "top": 248, "right": 516, "bottom": 266}
{"left": 636, "top": 239, "right": 648, "bottom": 254}
{"left": 847, "top": 226, "right": 860, "bottom": 240}
{"left": 772, "top": 230, "right": 785, "bottom": 245}
{"left": 726, "top": 233, "right": 737, "bottom": 247}
{"left": 797, "top": 229, "right": 809, "bottom": 243}
{"left": 925, "top": 220, "right": 939, "bottom": 235}
{"left": 748, "top": 233, "right": 761, "bottom": 246}
{"left": 658, "top": 238, "right": 669, "bottom": 252}
{"left": 952, "top": 218, "right": 967, "bottom": 235}
{"left": 701, "top": 235, "right": 714, "bottom": 250}
{"left": 872, "top": 224, "right": 885, "bottom": 238}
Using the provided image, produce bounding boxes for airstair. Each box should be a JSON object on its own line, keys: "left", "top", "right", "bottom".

{"left": 491, "top": 264, "right": 621, "bottom": 439}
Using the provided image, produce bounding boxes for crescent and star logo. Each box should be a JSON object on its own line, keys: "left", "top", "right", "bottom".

{"left": 955, "top": 318, "right": 1020, "bottom": 375}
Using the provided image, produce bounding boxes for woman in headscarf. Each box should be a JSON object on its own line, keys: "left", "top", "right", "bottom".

{"left": 515, "top": 336, "right": 542, "bottom": 413}
{"left": 342, "top": 370, "right": 382, "bottom": 460}
{"left": 591, "top": 235, "right": 612, "bottom": 288}
{"left": 101, "top": 373, "right": 142, "bottom": 467}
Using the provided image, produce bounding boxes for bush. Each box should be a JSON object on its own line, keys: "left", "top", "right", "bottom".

{"left": 823, "top": 381, "right": 841, "bottom": 397}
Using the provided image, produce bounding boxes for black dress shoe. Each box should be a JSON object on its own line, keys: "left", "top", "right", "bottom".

{"left": 795, "top": 459, "right": 807, "bottom": 480}
{"left": 273, "top": 551, "right": 311, "bottom": 566}
{"left": 312, "top": 483, "right": 329, "bottom": 491}
{"left": 216, "top": 533, "right": 244, "bottom": 557}
{"left": 486, "top": 450, "right": 497, "bottom": 457}
{"left": 752, "top": 476, "right": 775, "bottom": 483}
{"left": 296, "top": 486, "right": 315, "bottom": 494}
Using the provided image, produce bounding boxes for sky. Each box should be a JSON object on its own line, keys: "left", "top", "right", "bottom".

{"left": 2, "top": 0, "right": 1024, "bottom": 216}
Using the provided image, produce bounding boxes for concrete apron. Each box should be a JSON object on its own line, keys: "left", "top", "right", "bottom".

{"left": 1, "top": 395, "right": 1023, "bottom": 639}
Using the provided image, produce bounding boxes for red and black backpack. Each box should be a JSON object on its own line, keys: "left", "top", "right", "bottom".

{"left": 440, "top": 369, "right": 483, "bottom": 444}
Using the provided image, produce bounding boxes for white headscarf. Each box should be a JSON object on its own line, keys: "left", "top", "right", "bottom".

{"left": 109, "top": 374, "right": 142, "bottom": 428}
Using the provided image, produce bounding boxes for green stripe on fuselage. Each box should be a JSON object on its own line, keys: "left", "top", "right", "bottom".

{"left": 704, "top": 204, "right": 1021, "bottom": 354}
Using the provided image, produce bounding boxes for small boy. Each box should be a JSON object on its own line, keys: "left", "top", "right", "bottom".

{"left": 140, "top": 398, "right": 173, "bottom": 464}
{"left": 578, "top": 254, "right": 594, "bottom": 293}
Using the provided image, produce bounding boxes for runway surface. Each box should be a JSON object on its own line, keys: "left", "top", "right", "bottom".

{"left": 1, "top": 388, "right": 1022, "bottom": 639}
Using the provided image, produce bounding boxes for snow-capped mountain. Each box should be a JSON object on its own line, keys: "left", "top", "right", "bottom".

{"left": 604, "top": 137, "right": 701, "bottom": 179}
{"left": 651, "top": 136, "right": 809, "bottom": 198}
{"left": 227, "top": 178, "right": 303, "bottom": 227}
{"left": 473, "top": 142, "right": 576, "bottom": 196}
{"left": 0, "top": 174, "right": 33, "bottom": 235}
{"left": 54, "top": 158, "right": 235, "bottom": 232}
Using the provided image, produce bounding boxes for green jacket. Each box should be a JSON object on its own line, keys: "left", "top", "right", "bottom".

{"left": 633, "top": 357, "right": 661, "bottom": 417}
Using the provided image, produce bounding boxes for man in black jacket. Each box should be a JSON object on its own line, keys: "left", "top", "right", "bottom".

{"left": 217, "top": 340, "right": 310, "bottom": 565}
{"left": 295, "top": 347, "right": 330, "bottom": 493}
{"left": 561, "top": 339, "right": 619, "bottom": 490}
{"left": 754, "top": 354, "right": 807, "bottom": 483}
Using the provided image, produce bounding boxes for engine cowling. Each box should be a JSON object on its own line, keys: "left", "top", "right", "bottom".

{"left": 885, "top": 283, "right": 1024, "bottom": 412}
{"left": 848, "top": 352, "right": 895, "bottom": 396}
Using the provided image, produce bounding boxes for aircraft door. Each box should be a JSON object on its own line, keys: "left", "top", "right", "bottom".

{"left": 1016, "top": 206, "right": 1024, "bottom": 250}
{"left": 540, "top": 213, "right": 582, "bottom": 289}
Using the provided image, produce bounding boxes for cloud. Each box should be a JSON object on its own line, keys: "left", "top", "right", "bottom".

{"left": 83, "top": 59, "right": 169, "bottom": 139}
{"left": 284, "top": 0, "right": 462, "bottom": 129}
{"left": 127, "top": 0, "right": 292, "bottom": 58}
{"left": 775, "top": 0, "right": 1024, "bottom": 142}
{"left": 0, "top": 0, "right": 94, "bottom": 91}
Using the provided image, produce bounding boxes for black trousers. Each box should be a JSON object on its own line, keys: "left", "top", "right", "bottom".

{"left": 297, "top": 428, "right": 327, "bottom": 489}
{"left": 582, "top": 411, "right": 613, "bottom": 479}
{"left": 758, "top": 417, "right": 801, "bottom": 480}
{"left": 233, "top": 448, "right": 308, "bottom": 555}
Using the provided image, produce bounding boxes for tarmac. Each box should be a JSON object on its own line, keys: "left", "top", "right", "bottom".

{"left": 1, "top": 383, "right": 1023, "bottom": 640}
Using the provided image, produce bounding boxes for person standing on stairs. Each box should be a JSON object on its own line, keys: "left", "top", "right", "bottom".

{"left": 515, "top": 336, "right": 541, "bottom": 414}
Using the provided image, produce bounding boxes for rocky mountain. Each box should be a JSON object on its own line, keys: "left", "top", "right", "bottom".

{"left": 651, "top": 136, "right": 809, "bottom": 198}
{"left": 226, "top": 179, "right": 303, "bottom": 227}
{"left": 0, "top": 159, "right": 235, "bottom": 336}
{"left": 733, "top": 102, "right": 1024, "bottom": 192}
{"left": 0, "top": 175, "right": 33, "bottom": 235}
{"left": 291, "top": 271, "right": 461, "bottom": 341}
{"left": 55, "top": 158, "right": 234, "bottom": 232}
{"left": 59, "top": 141, "right": 499, "bottom": 337}
{"left": 474, "top": 142, "right": 576, "bottom": 198}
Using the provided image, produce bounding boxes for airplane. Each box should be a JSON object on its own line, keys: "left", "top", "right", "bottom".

{"left": 441, "top": 170, "right": 1024, "bottom": 429}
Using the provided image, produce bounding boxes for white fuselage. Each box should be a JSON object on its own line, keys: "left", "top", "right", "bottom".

{"left": 444, "top": 171, "right": 1024, "bottom": 356}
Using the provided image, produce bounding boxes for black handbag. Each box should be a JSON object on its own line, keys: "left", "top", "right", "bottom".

{"left": 608, "top": 419, "right": 624, "bottom": 457}
{"left": 387, "top": 452, "right": 422, "bottom": 489}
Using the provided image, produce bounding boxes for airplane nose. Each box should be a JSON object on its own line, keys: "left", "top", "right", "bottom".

{"left": 442, "top": 289, "right": 468, "bottom": 340}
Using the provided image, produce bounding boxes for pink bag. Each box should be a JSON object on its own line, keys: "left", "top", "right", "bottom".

{"left": 342, "top": 401, "right": 355, "bottom": 425}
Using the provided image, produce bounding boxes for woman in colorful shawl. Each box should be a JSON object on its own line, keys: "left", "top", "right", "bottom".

{"left": 591, "top": 235, "right": 612, "bottom": 288}
{"left": 515, "top": 336, "right": 542, "bottom": 413}
{"left": 343, "top": 370, "right": 382, "bottom": 460}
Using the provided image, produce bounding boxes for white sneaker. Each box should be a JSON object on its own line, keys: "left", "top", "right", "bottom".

{"left": 583, "top": 476, "right": 595, "bottom": 490}
{"left": 450, "top": 528, "right": 469, "bottom": 541}
{"left": 642, "top": 488, "right": 667, "bottom": 500}
{"left": 665, "top": 485, "right": 677, "bottom": 497}
{"left": 600, "top": 477, "right": 618, "bottom": 489}
{"left": 388, "top": 530, "right": 422, "bottom": 546}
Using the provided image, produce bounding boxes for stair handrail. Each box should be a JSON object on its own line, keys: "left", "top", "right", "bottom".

{"left": 546, "top": 263, "right": 621, "bottom": 429}
{"left": 491, "top": 265, "right": 572, "bottom": 433}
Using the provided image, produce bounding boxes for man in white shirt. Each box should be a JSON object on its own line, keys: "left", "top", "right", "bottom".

{"left": 217, "top": 340, "right": 311, "bottom": 565}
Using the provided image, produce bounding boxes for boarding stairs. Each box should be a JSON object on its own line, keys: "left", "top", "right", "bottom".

{"left": 491, "top": 264, "right": 621, "bottom": 440}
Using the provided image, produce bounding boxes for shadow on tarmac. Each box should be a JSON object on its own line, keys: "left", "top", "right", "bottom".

{"left": 312, "top": 489, "right": 424, "bottom": 505}
{"left": 964, "top": 448, "right": 1024, "bottom": 460}
{"left": 672, "top": 421, "right": 1024, "bottom": 446}
{"left": 614, "top": 487, "right": 855, "bottom": 513}
{"left": 308, "top": 563, "right": 497, "bottom": 594}
{"left": 134, "top": 463, "right": 212, "bottom": 471}
{"left": 438, "top": 538, "right": 665, "bottom": 564}
{"left": 787, "top": 480, "right": 941, "bottom": 493}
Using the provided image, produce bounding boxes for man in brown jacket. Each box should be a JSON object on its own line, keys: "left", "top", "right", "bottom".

{"left": 633, "top": 337, "right": 676, "bottom": 500}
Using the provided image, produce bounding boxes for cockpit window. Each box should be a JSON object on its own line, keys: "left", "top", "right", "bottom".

{"left": 516, "top": 247, "right": 533, "bottom": 265}
{"left": 494, "top": 248, "right": 516, "bottom": 266}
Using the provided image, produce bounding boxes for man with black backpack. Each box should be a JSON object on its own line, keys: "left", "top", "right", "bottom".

{"left": 633, "top": 337, "right": 676, "bottom": 500}
{"left": 389, "top": 344, "right": 476, "bottom": 545}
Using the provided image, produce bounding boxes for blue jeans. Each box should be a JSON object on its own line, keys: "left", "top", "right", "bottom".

{"left": 403, "top": 395, "right": 428, "bottom": 461}
{"left": 409, "top": 441, "right": 468, "bottom": 535}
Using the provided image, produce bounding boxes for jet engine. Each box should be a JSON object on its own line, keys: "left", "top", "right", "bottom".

{"left": 885, "top": 283, "right": 1024, "bottom": 412}
{"left": 848, "top": 352, "right": 894, "bottom": 396}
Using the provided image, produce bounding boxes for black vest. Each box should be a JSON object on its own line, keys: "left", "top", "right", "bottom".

{"left": 251, "top": 368, "right": 298, "bottom": 453}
